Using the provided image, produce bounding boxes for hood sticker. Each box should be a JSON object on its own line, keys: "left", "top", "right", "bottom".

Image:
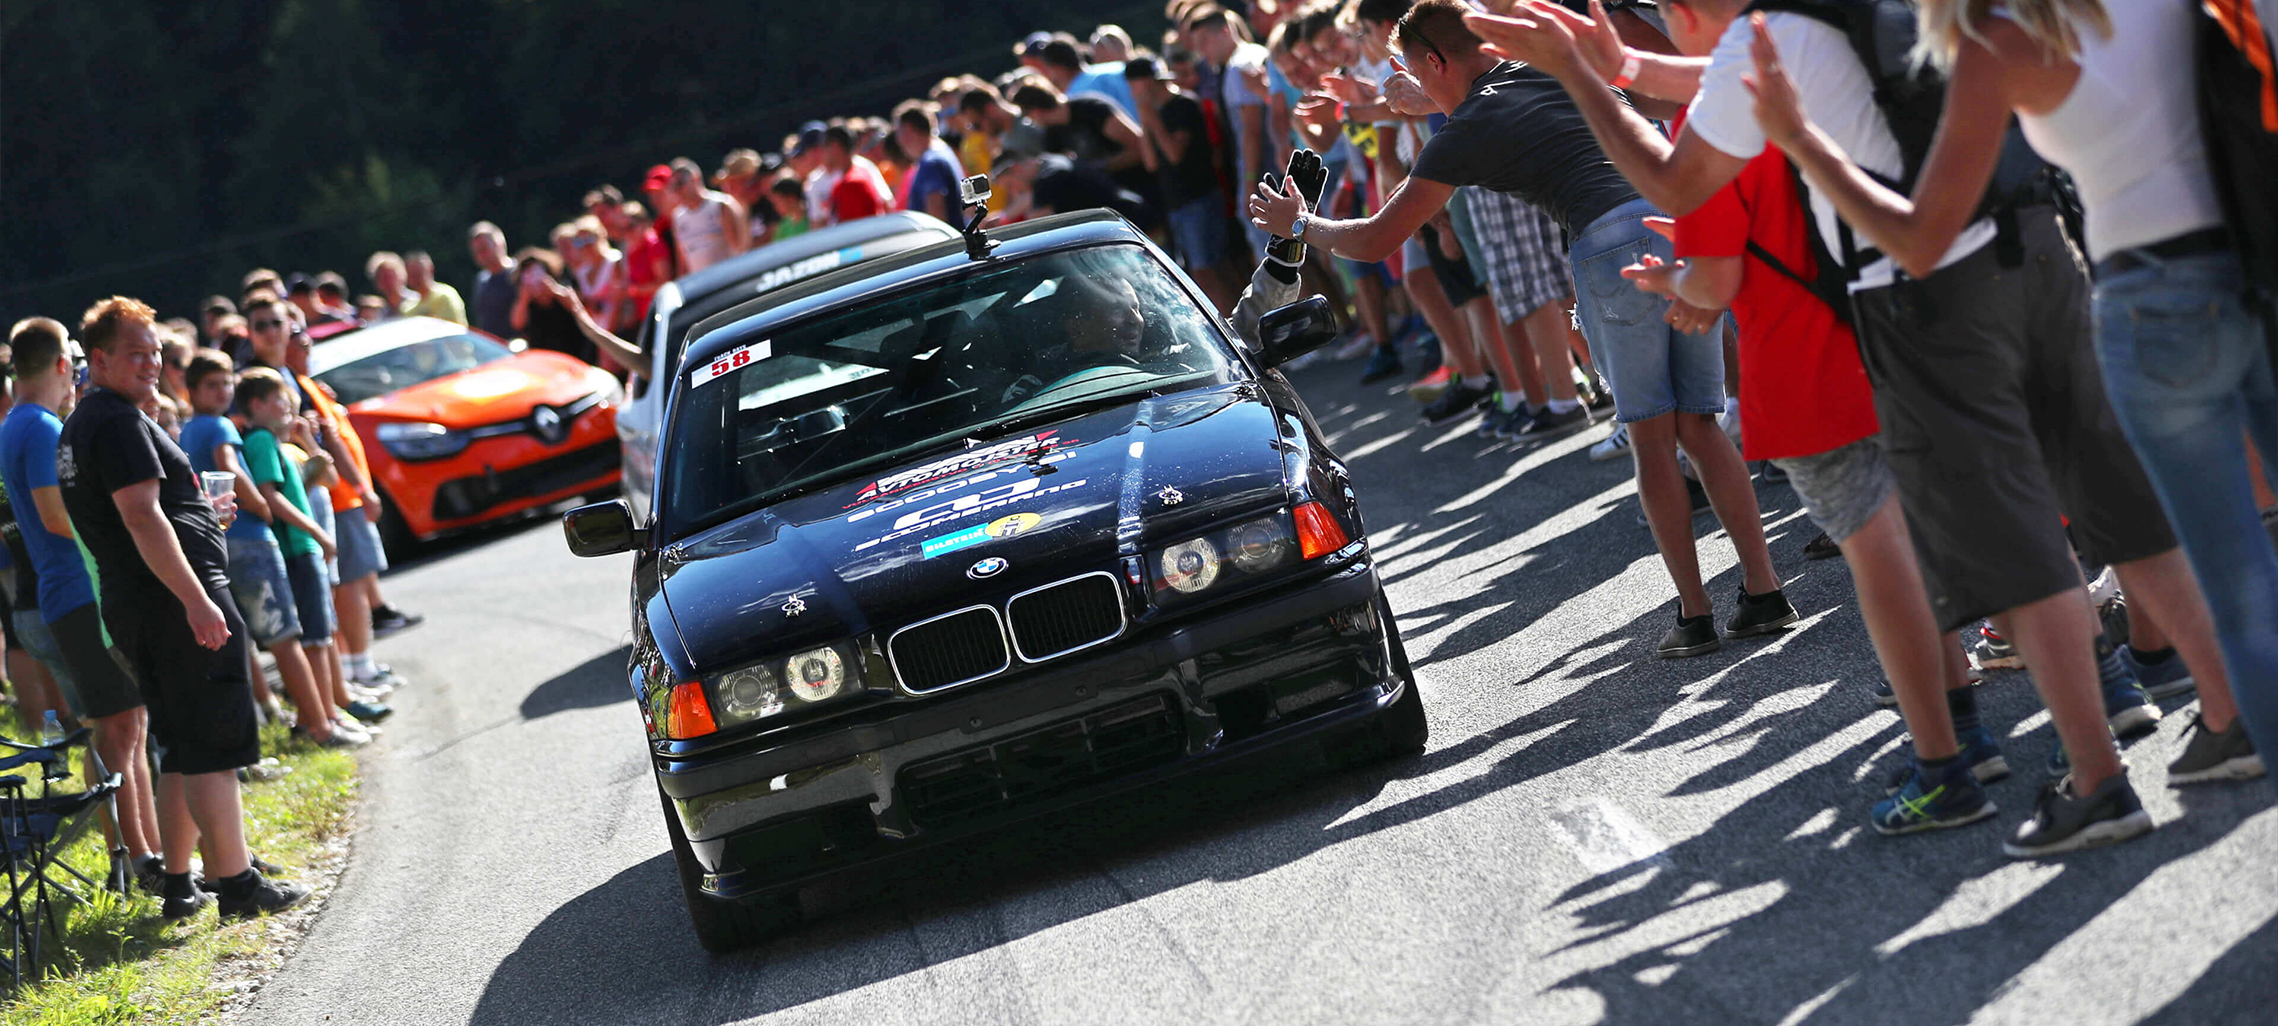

{"left": 845, "top": 431, "right": 1073, "bottom": 510}
{"left": 853, "top": 477, "right": 1090, "bottom": 553}
{"left": 690, "top": 340, "right": 771, "bottom": 389}
{"left": 1156, "top": 485, "right": 1184, "bottom": 506}
{"left": 921, "top": 512, "right": 1042, "bottom": 559}
{"left": 781, "top": 595, "right": 808, "bottom": 617}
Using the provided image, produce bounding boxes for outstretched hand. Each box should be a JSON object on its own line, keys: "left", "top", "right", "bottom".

{"left": 1382, "top": 71, "right": 1437, "bottom": 116}
{"left": 1465, "top": 0, "right": 1621, "bottom": 83}
{"left": 1621, "top": 252, "right": 1682, "bottom": 300}
{"left": 1744, "top": 14, "right": 1810, "bottom": 149}
{"left": 1247, "top": 176, "right": 1307, "bottom": 238}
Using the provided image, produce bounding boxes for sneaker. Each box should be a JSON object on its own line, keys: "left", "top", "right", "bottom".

{"left": 2167, "top": 713, "right": 2266, "bottom": 784}
{"left": 1331, "top": 331, "right": 1377, "bottom": 361}
{"left": 162, "top": 884, "right": 213, "bottom": 921}
{"left": 2118, "top": 645, "right": 2194, "bottom": 699}
{"left": 1490, "top": 404, "right": 1536, "bottom": 439}
{"left": 349, "top": 682, "right": 394, "bottom": 703}
{"left": 1882, "top": 727, "right": 2012, "bottom": 794}
{"left": 1359, "top": 348, "right": 1404, "bottom": 384}
{"left": 1873, "top": 761, "right": 1997, "bottom": 835}
{"left": 2003, "top": 773, "right": 2154, "bottom": 857}
{"left": 1725, "top": 587, "right": 1798, "bottom": 639}
{"left": 217, "top": 870, "right": 312, "bottom": 920}
{"left": 1803, "top": 531, "right": 1840, "bottom": 561}
{"left": 1718, "top": 403, "right": 1743, "bottom": 449}
{"left": 352, "top": 665, "right": 407, "bottom": 690}
{"left": 1406, "top": 365, "right": 1453, "bottom": 403}
{"left": 1759, "top": 461, "right": 1789, "bottom": 484}
{"left": 1657, "top": 611, "right": 1721, "bottom": 659}
{"left": 1970, "top": 625, "right": 2024, "bottom": 671}
{"left": 1477, "top": 401, "right": 1522, "bottom": 439}
{"left": 135, "top": 855, "right": 167, "bottom": 897}
{"left": 345, "top": 699, "right": 393, "bottom": 724}
{"left": 1422, "top": 380, "right": 1493, "bottom": 424}
{"left": 1871, "top": 679, "right": 1899, "bottom": 707}
{"left": 1589, "top": 422, "right": 1631, "bottom": 462}
{"left": 1515, "top": 404, "right": 1592, "bottom": 439}
{"left": 371, "top": 605, "right": 425, "bottom": 637}
{"left": 2097, "top": 643, "right": 2162, "bottom": 738}
{"left": 1635, "top": 477, "right": 1717, "bottom": 526}
{"left": 243, "top": 757, "right": 293, "bottom": 782}
{"left": 300, "top": 722, "right": 370, "bottom": 749}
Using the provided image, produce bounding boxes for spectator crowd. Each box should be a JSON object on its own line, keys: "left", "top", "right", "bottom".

{"left": 8, "top": 0, "right": 2275, "bottom": 943}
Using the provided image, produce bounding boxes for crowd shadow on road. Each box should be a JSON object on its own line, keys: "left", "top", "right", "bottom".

{"left": 470, "top": 367, "right": 2274, "bottom": 1024}
{"left": 519, "top": 645, "right": 635, "bottom": 720}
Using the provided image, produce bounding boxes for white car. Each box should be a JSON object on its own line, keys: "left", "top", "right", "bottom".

{"left": 616, "top": 212, "right": 959, "bottom": 519}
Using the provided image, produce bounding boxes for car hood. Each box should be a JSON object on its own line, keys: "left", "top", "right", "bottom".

{"left": 350, "top": 350, "right": 601, "bottom": 427}
{"left": 656, "top": 382, "right": 1288, "bottom": 673}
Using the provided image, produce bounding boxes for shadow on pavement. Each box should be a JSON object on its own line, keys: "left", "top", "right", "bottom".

{"left": 469, "top": 749, "right": 1431, "bottom": 1025}
{"left": 519, "top": 645, "right": 635, "bottom": 720}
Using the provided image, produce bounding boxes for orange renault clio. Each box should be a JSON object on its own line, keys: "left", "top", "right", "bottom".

{"left": 307, "top": 316, "right": 622, "bottom": 544}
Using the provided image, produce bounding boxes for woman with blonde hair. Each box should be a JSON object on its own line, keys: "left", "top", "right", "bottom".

{"left": 1748, "top": 0, "right": 2272, "bottom": 823}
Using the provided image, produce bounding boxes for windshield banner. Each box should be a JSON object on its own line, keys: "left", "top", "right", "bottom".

{"left": 846, "top": 430, "right": 1072, "bottom": 509}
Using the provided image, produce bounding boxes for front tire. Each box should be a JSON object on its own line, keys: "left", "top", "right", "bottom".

{"left": 659, "top": 789, "right": 800, "bottom": 953}
{"left": 1374, "top": 605, "right": 1428, "bottom": 757}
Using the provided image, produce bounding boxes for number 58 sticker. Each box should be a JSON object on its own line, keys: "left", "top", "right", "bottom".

{"left": 690, "top": 340, "right": 772, "bottom": 388}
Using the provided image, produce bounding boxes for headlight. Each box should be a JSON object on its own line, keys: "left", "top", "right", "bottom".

{"left": 375, "top": 420, "right": 468, "bottom": 460}
{"left": 783, "top": 646, "right": 845, "bottom": 703}
{"left": 1159, "top": 537, "right": 1222, "bottom": 594}
{"left": 715, "top": 665, "right": 784, "bottom": 723}
{"left": 1149, "top": 513, "right": 1299, "bottom": 603}
{"left": 705, "top": 642, "right": 859, "bottom": 728}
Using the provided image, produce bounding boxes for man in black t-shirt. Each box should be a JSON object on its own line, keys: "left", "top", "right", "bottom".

{"left": 60, "top": 297, "right": 307, "bottom": 921}
{"left": 1128, "top": 56, "right": 1240, "bottom": 310}
{"left": 1246, "top": 0, "right": 1789, "bottom": 657}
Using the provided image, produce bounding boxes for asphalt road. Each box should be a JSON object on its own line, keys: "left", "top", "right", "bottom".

{"left": 247, "top": 356, "right": 2277, "bottom": 1026}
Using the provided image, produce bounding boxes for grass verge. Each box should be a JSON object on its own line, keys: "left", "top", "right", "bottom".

{"left": 0, "top": 718, "right": 358, "bottom": 1025}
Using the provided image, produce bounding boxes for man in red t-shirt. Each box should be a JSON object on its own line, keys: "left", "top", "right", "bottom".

{"left": 1626, "top": 150, "right": 2000, "bottom": 834}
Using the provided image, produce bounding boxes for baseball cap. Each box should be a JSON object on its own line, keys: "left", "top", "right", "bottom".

{"left": 643, "top": 164, "right": 673, "bottom": 192}
{"left": 285, "top": 272, "right": 314, "bottom": 294}
{"left": 789, "top": 121, "right": 829, "bottom": 157}
{"left": 202, "top": 295, "right": 235, "bottom": 317}
{"left": 1014, "top": 31, "right": 1054, "bottom": 57}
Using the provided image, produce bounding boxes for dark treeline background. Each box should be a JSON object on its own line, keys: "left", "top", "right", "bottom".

{"left": 1, "top": 0, "right": 1168, "bottom": 329}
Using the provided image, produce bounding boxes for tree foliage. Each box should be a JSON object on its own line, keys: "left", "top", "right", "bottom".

{"left": 1, "top": 0, "right": 1164, "bottom": 325}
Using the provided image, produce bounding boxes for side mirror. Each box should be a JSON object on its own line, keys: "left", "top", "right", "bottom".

{"left": 1256, "top": 296, "right": 1338, "bottom": 367}
{"left": 563, "top": 499, "right": 644, "bottom": 557}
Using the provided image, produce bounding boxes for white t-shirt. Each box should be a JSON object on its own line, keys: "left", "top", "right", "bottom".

{"left": 2015, "top": 0, "right": 2224, "bottom": 259}
{"left": 805, "top": 166, "right": 843, "bottom": 226}
{"left": 674, "top": 190, "right": 737, "bottom": 273}
{"left": 1221, "top": 42, "right": 1275, "bottom": 177}
{"left": 1685, "top": 14, "right": 1997, "bottom": 291}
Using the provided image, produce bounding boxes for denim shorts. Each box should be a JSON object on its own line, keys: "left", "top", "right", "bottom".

{"left": 1168, "top": 198, "right": 1230, "bottom": 272}
{"left": 1568, "top": 198, "right": 1725, "bottom": 423}
{"left": 308, "top": 487, "right": 342, "bottom": 587}
{"left": 13, "top": 609, "right": 78, "bottom": 717}
{"left": 285, "top": 550, "right": 335, "bottom": 645}
{"left": 227, "top": 535, "right": 303, "bottom": 648}
{"left": 335, "top": 504, "right": 389, "bottom": 582}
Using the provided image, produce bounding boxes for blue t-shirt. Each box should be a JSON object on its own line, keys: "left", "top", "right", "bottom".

{"left": 180, "top": 414, "right": 276, "bottom": 543}
{"left": 1069, "top": 64, "right": 1137, "bottom": 119}
{"left": 903, "top": 141, "right": 965, "bottom": 219}
{"left": 0, "top": 404, "right": 96, "bottom": 618}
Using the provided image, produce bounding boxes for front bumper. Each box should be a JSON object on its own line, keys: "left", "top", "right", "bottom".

{"left": 658, "top": 561, "right": 1402, "bottom": 902}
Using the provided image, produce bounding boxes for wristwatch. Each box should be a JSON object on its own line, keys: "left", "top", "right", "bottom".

{"left": 1289, "top": 212, "right": 1308, "bottom": 239}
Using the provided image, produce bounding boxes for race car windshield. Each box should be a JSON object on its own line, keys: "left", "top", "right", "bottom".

{"left": 664, "top": 245, "right": 1238, "bottom": 535}
{"left": 311, "top": 332, "right": 515, "bottom": 405}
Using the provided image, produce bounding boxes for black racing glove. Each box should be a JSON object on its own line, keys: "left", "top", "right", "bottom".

{"left": 1264, "top": 149, "right": 1328, "bottom": 277}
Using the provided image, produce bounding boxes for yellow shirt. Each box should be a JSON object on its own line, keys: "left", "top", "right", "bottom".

{"left": 958, "top": 133, "right": 1007, "bottom": 213}
{"left": 403, "top": 283, "right": 467, "bottom": 324}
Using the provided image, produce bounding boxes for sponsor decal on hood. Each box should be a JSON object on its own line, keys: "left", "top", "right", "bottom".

{"left": 852, "top": 476, "right": 1090, "bottom": 553}
{"left": 845, "top": 431, "right": 1074, "bottom": 509}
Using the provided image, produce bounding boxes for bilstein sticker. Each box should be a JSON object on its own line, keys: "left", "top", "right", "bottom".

{"left": 920, "top": 512, "right": 1043, "bottom": 559}
{"left": 853, "top": 478, "right": 1090, "bottom": 552}
{"left": 689, "top": 340, "right": 770, "bottom": 388}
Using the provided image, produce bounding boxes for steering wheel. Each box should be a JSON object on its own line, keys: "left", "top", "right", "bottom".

{"left": 1009, "top": 364, "right": 1159, "bottom": 413}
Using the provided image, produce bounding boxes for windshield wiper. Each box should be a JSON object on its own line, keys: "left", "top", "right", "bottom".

{"left": 972, "top": 389, "right": 1158, "bottom": 445}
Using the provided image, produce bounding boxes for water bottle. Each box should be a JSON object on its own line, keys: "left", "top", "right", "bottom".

{"left": 39, "top": 710, "right": 63, "bottom": 747}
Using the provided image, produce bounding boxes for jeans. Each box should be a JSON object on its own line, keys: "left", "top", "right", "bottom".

{"left": 2093, "top": 249, "right": 2278, "bottom": 766}
{"left": 1567, "top": 198, "right": 1724, "bottom": 423}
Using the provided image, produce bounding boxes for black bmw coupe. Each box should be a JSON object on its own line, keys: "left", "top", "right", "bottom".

{"left": 562, "top": 210, "right": 1425, "bottom": 951}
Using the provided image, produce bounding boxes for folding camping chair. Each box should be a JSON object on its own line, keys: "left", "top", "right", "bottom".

{"left": 0, "top": 727, "right": 125, "bottom": 987}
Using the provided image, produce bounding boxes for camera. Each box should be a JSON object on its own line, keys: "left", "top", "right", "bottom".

{"left": 958, "top": 174, "right": 992, "bottom": 208}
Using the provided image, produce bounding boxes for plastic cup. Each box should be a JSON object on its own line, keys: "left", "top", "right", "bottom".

{"left": 200, "top": 471, "right": 235, "bottom": 499}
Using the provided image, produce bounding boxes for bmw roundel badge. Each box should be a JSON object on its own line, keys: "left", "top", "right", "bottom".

{"left": 967, "top": 557, "right": 1008, "bottom": 580}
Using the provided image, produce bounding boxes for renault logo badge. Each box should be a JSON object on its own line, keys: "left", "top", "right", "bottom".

{"left": 531, "top": 405, "right": 566, "bottom": 444}
{"left": 967, "top": 557, "right": 1008, "bottom": 580}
